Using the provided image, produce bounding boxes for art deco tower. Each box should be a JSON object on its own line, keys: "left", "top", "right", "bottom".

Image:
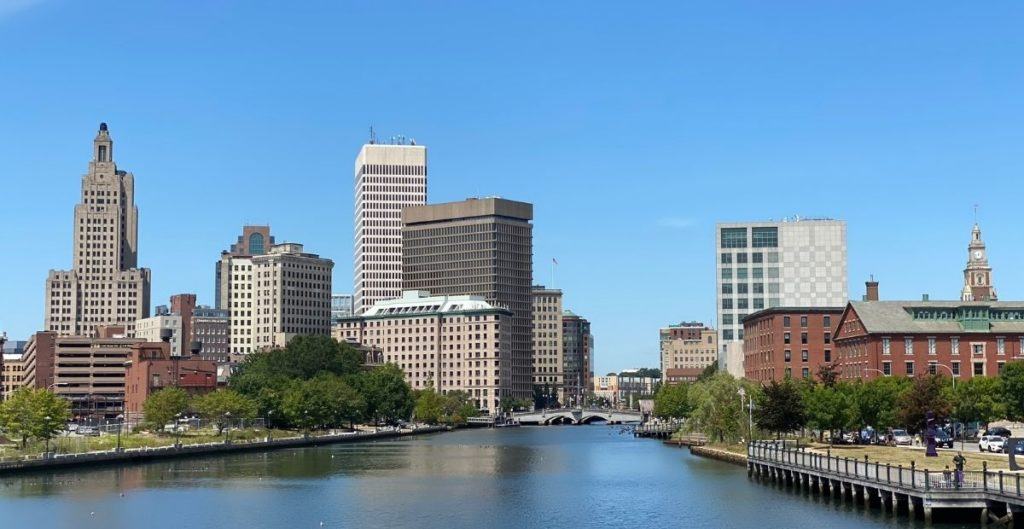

{"left": 961, "top": 223, "right": 997, "bottom": 302}
{"left": 45, "top": 123, "right": 152, "bottom": 337}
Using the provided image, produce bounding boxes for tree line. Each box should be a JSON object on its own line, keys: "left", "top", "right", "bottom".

{"left": 653, "top": 362, "right": 1024, "bottom": 443}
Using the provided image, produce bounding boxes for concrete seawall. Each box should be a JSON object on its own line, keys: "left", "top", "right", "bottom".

{"left": 689, "top": 444, "right": 748, "bottom": 466}
{"left": 0, "top": 426, "right": 449, "bottom": 475}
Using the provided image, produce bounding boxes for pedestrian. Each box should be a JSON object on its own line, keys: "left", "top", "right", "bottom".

{"left": 953, "top": 452, "right": 966, "bottom": 489}
{"left": 942, "top": 465, "right": 952, "bottom": 488}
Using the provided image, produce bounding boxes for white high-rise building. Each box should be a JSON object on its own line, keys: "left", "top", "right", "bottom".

{"left": 45, "top": 123, "right": 151, "bottom": 337}
{"left": 715, "top": 219, "right": 847, "bottom": 377}
{"left": 353, "top": 140, "right": 427, "bottom": 315}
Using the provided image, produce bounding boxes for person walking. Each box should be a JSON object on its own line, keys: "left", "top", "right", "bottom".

{"left": 953, "top": 452, "right": 967, "bottom": 489}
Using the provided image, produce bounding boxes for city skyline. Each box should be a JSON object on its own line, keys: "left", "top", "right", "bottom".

{"left": 4, "top": 2, "right": 1024, "bottom": 375}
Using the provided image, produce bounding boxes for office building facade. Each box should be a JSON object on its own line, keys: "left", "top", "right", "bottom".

{"left": 531, "top": 286, "right": 564, "bottom": 403}
{"left": 353, "top": 141, "right": 427, "bottom": 314}
{"left": 45, "top": 123, "right": 151, "bottom": 337}
{"left": 660, "top": 322, "right": 717, "bottom": 384}
{"left": 716, "top": 219, "right": 847, "bottom": 377}
{"left": 402, "top": 198, "right": 534, "bottom": 403}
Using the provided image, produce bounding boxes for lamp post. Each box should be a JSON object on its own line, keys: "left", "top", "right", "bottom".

{"left": 174, "top": 413, "right": 183, "bottom": 448}
{"left": 115, "top": 414, "right": 124, "bottom": 452}
{"left": 223, "top": 412, "right": 232, "bottom": 444}
{"left": 737, "top": 387, "right": 752, "bottom": 442}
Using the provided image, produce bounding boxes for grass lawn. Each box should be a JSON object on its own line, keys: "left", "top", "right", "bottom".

{"left": 805, "top": 443, "right": 1013, "bottom": 472}
{"left": 0, "top": 428, "right": 301, "bottom": 460}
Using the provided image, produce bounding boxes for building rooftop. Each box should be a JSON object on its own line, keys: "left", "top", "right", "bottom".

{"left": 741, "top": 306, "right": 845, "bottom": 323}
{"left": 358, "top": 290, "right": 509, "bottom": 318}
{"left": 846, "top": 300, "right": 1024, "bottom": 334}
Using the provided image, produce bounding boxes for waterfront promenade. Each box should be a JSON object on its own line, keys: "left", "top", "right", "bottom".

{"left": 748, "top": 440, "right": 1022, "bottom": 526}
{"left": 0, "top": 425, "right": 446, "bottom": 475}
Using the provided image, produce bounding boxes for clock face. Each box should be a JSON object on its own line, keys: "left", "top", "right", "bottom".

{"left": 974, "top": 250, "right": 983, "bottom": 259}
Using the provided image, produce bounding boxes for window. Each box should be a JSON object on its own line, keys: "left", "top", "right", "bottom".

{"left": 737, "top": 283, "right": 748, "bottom": 294}
{"left": 998, "top": 337, "right": 1006, "bottom": 355}
{"left": 801, "top": 332, "right": 808, "bottom": 345}
{"left": 928, "top": 337, "right": 936, "bottom": 355}
{"left": 751, "top": 227, "right": 778, "bottom": 248}
{"left": 721, "top": 228, "right": 747, "bottom": 248}
{"left": 824, "top": 349, "right": 832, "bottom": 362}
{"left": 721, "top": 268, "right": 732, "bottom": 280}
{"left": 974, "top": 362, "right": 984, "bottom": 376}
{"left": 905, "top": 337, "right": 914, "bottom": 355}
{"left": 905, "top": 362, "right": 915, "bottom": 376}
{"left": 737, "top": 268, "right": 748, "bottom": 280}
{"left": 723, "top": 330, "right": 734, "bottom": 340}
{"left": 753, "top": 298, "right": 765, "bottom": 309}
{"left": 752, "top": 283, "right": 764, "bottom": 294}
{"left": 802, "top": 367, "right": 810, "bottom": 379}
{"left": 801, "top": 350, "right": 808, "bottom": 362}
{"left": 722, "top": 299, "right": 733, "bottom": 309}
{"left": 952, "top": 336, "right": 960, "bottom": 356}
{"left": 952, "top": 361, "right": 960, "bottom": 376}
{"left": 785, "top": 367, "right": 792, "bottom": 378}
{"left": 999, "top": 362, "right": 1006, "bottom": 374}
{"left": 784, "top": 350, "right": 792, "bottom": 362}
{"left": 783, "top": 316, "right": 791, "bottom": 327}
{"left": 767, "top": 252, "right": 779, "bottom": 263}
{"left": 249, "top": 233, "right": 265, "bottom": 255}
{"left": 722, "top": 314, "right": 734, "bottom": 325}
{"left": 883, "top": 361, "right": 892, "bottom": 376}
{"left": 752, "top": 252, "right": 763, "bottom": 263}
{"left": 928, "top": 362, "right": 937, "bottom": 375}
{"left": 800, "top": 316, "right": 808, "bottom": 327}
{"left": 720, "top": 253, "right": 733, "bottom": 264}
{"left": 721, "top": 284, "right": 733, "bottom": 294}
{"left": 736, "top": 253, "right": 748, "bottom": 264}
{"left": 824, "top": 332, "right": 831, "bottom": 344}
{"left": 973, "top": 344, "right": 985, "bottom": 356}
{"left": 823, "top": 315, "right": 831, "bottom": 328}
{"left": 737, "top": 299, "right": 749, "bottom": 309}
{"left": 784, "top": 332, "right": 791, "bottom": 344}
{"left": 751, "top": 267, "right": 763, "bottom": 279}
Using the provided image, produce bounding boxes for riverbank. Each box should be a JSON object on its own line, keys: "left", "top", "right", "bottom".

{"left": 688, "top": 444, "right": 748, "bottom": 466}
{"left": 0, "top": 425, "right": 448, "bottom": 475}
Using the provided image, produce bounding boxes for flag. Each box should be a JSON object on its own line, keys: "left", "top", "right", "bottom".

{"left": 552, "top": 257, "right": 558, "bottom": 265}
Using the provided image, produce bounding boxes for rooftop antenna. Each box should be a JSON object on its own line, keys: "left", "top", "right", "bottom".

{"left": 369, "top": 125, "right": 377, "bottom": 145}
{"left": 974, "top": 204, "right": 979, "bottom": 224}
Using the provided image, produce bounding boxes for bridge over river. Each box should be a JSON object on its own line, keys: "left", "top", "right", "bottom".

{"left": 513, "top": 408, "right": 643, "bottom": 425}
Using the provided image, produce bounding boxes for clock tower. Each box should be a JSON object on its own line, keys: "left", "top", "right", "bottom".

{"left": 961, "top": 223, "right": 997, "bottom": 302}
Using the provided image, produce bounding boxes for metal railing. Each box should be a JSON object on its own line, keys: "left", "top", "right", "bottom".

{"left": 748, "top": 440, "right": 1024, "bottom": 498}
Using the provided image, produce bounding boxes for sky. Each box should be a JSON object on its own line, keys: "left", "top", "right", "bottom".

{"left": 1, "top": 1, "right": 1023, "bottom": 375}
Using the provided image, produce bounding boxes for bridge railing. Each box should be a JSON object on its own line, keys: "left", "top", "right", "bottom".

{"left": 747, "top": 441, "right": 1022, "bottom": 497}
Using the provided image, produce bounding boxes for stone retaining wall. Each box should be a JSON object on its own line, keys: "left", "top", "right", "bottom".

{"left": 0, "top": 426, "right": 448, "bottom": 475}
{"left": 689, "top": 445, "right": 748, "bottom": 466}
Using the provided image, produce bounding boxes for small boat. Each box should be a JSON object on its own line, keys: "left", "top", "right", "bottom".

{"left": 494, "top": 417, "right": 521, "bottom": 428}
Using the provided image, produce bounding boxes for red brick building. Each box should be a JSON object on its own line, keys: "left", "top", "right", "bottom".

{"left": 834, "top": 300, "right": 1024, "bottom": 380}
{"left": 743, "top": 307, "right": 843, "bottom": 382}
{"left": 124, "top": 341, "right": 218, "bottom": 420}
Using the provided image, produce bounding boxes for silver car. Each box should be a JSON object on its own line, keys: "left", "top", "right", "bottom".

{"left": 980, "top": 435, "right": 1006, "bottom": 453}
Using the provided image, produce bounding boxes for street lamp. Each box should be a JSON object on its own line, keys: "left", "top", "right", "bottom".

{"left": 174, "top": 413, "right": 183, "bottom": 448}
{"left": 115, "top": 414, "right": 124, "bottom": 452}
{"left": 223, "top": 412, "right": 232, "bottom": 444}
{"left": 44, "top": 416, "right": 52, "bottom": 456}
{"left": 737, "top": 387, "right": 753, "bottom": 442}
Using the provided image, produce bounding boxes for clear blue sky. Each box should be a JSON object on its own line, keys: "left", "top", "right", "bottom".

{"left": 2, "top": 1, "right": 1023, "bottom": 375}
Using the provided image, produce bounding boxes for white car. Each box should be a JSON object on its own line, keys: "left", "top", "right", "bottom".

{"left": 980, "top": 435, "right": 1006, "bottom": 453}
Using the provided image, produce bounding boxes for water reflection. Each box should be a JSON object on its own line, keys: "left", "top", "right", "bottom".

{"left": 0, "top": 427, "right": 978, "bottom": 529}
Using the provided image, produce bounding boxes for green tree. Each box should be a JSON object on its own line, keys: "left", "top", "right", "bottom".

{"left": 192, "top": 389, "right": 258, "bottom": 433}
{"left": 0, "top": 388, "right": 71, "bottom": 448}
{"left": 142, "top": 387, "right": 190, "bottom": 431}
{"left": 653, "top": 383, "right": 690, "bottom": 419}
{"left": 951, "top": 376, "right": 1005, "bottom": 427}
{"left": 804, "top": 384, "right": 853, "bottom": 442}
{"left": 685, "top": 373, "right": 746, "bottom": 443}
{"left": 1001, "top": 361, "right": 1024, "bottom": 421}
{"left": 754, "top": 379, "right": 807, "bottom": 437}
{"left": 281, "top": 375, "right": 366, "bottom": 430}
{"left": 816, "top": 363, "right": 840, "bottom": 388}
{"left": 697, "top": 361, "right": 718, "bottom": 382}
{"left": 414, "top": 386, "right": 444, "bottom": 424}
{"left": 896, "top": 375, "right": 952, "bottom": 433}
{"left": 230, "top": 336, "right": 364, "bottom": 397}
{"left": 849, "top": 377, "right": 908, "bottom": 432}
{"left": 443, "top": 391, "right": 479, "bottom": 425}
{"left": 357, "top": 364, "right": 414, "bottom": 425}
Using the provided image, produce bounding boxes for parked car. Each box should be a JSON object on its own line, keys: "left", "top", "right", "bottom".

{"left": 980, "top": 435, "right": 1006, "bottom": 453}
{"left": 933, "top": 429, "right": 954, "bottom": 448}
{"left": 77, "top": 426, "right": 99, "bottom": 437}
{"left": 887, "top": 428, "right": 913, "bottom": 446}
{"left": 983, "top": 427, "right": 1012, "bottom": 439}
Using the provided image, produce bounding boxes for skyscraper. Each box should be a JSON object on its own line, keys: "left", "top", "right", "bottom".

{"left": 715, "top": 219, "right": 847, "bottom": 377}
{"left": 353, "top": 140, "right": 427, "bottom": 315}
{"left": 45, "top": 123, "right": 151, "bottom": 337}
{"left": 562, "top": 310, "right": 593, "bottom": 407}
{"left": 216, "top": 226, "right": 273, "bottom": 355}
{"left": 402, "top": 198, "right": 534, "bottom": 403}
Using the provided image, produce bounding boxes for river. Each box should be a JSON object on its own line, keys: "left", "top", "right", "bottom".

{"left": 0, "top": 426, "right": 973, "bottom": 528}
